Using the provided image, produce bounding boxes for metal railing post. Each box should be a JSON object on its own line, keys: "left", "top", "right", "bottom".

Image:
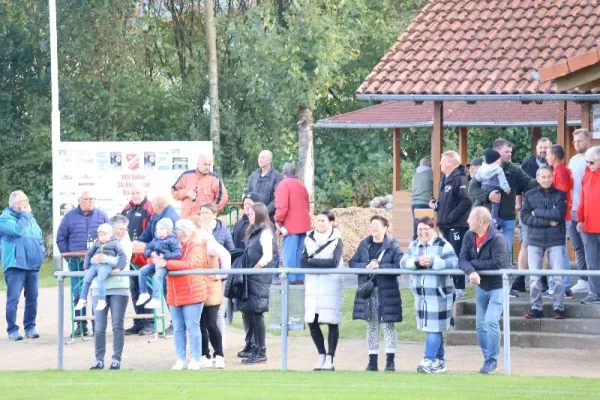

{"left": 281, "top": 270, "right": 289, "bottom": 371}
{"left": 502, "top": 272, "right": 511, "bottom": 376}
{"left": 57, "top": 275, "right": 65, "bottom": 370}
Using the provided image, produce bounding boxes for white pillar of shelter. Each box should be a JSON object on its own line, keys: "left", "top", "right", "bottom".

{"left": 49, "top": 0, "right": 62, "bottom": 271}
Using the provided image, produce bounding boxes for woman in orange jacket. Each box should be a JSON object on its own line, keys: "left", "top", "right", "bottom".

{"left": 153, "top": 219, "right": 211, "bottom": 370}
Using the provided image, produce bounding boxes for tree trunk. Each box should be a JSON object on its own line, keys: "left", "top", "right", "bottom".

{"left": 297, "top": 106, "right": 314, "bottom": 213}
{"left": 205, "top": 0, "right": 220, "bottom": 155}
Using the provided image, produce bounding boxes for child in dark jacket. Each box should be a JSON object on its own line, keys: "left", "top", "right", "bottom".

{"left": 136, "top": 218, "right": 182, "bottom": 309}
{"left": 75, "top": 223, "right": 127, "bottom": 312}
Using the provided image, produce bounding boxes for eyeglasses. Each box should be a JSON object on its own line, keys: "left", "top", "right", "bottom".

{"left": 80, "top": 197, "right": 96, "bottom": 202}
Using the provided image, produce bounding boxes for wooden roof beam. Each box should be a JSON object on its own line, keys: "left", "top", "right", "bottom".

{"left": 554, "top": 64, "right": 600, "bottom": 91}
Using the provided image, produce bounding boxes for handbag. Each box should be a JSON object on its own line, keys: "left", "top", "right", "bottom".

{"left": 356, "top": 248, "right": 386, "bottom": 299}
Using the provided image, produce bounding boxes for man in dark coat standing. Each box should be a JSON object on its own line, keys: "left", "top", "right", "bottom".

{"left": 246, "top": 150, "right": 283, "bottom": 219}
{"left": 430, "top": 150, "right": 472, "bottom": 296}
{"left": 521, "top": 166, "right": 567, "bottom": 320}
{"left": 459, "top": 207, "right": 509, "bottom": 375}
{"left": 121, "top": 183, "right": 154, "bottom": 336}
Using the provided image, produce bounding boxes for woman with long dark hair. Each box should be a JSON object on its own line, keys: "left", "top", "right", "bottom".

{"left": 229, "top": 203, "right": 274, "bottom": 365}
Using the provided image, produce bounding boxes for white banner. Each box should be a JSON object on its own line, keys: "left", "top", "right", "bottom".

{"left": 54, "top": 141, "right": 212, "bottom": 228}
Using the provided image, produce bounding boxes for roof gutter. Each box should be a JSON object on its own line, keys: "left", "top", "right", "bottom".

{"left": 315, "top": 120, "right": 582, "bottom": 130}
{"left": 355, "top": 94, "right": 600, "bottom": 102}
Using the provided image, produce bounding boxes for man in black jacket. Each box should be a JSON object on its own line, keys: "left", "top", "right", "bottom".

{"left": 430, "top": 150, "right": 472, "bottom": 295}
{"left": 469, "top": 139, "right": 537, "bottom": 266}
{"left": 520, "top": 166, "right": 567, "bottom": 320}
{"left": 459, "top": 207, "right": 509, "bottom": 375}
{"left": 512, "top": 137, "right": 552, "bottom": 295}
{"left": 245, "top": 150, "right": 283, "bottom": 219}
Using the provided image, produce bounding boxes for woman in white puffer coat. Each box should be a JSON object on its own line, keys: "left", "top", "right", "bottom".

{"left": 301, "top": 210, "right": 344, "bottom": 372}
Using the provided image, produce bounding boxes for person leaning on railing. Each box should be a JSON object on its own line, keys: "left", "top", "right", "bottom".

{"left": 400, "top": 216, "right": 458, "bottom": 374}
{"left": 159, "top": 219, "right": 212, "bottom": 371}
{"left": 88, "top": 215, "right": 133, "bottom": 371}
{"left": 458, "top": 207, "right": 509, "bottom": 375}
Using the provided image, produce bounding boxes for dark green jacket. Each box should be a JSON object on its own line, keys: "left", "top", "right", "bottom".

{"left": 468, "top": 161, "right": 537, "bottom": 221}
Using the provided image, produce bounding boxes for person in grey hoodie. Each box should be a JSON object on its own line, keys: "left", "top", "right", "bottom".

{"left": 411, "top": 158, "right": 433, "bottom": 240}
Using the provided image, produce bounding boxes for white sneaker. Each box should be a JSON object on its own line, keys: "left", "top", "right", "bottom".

{"left": 313, "top": 354, "right": 326, "bottom": 370}
{"left": 200, "top": 356, "right": 213, "bottom": 369}
{"left": 571, "top": 279, "right": 590, "bottom": 294}
{"left": 74, "top": 299, "right": 87, "bottom": 311}
{"left": 321, "top": 355, "right": 334, "bottom": 371}
{"left": 95, "top": 300, "right": 107, "bottom": 311}
{"left": 432, "top": 359, "right": 447, "bottom": 373}
{"left": 136, "top": 293, "right": 150, "bottom": 306}
{"left": 145, "top": 298, "right": 161, "bottom": 309}
{"left": 188, "top": 359, "right": 201, "bottom": 370}
{"left": 417, "top": 358, "right": 434, "bottom": 373}
{"left": 213, "top": 355, "right": 225, "bottom": 369}
{"left": 171, "top": 359, "right": 186, "bottom": 370}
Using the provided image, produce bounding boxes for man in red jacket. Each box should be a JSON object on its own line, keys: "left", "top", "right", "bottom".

{"left": 274, "top": 163, "right": 311, "bottom": 284}
{"left": 547, "top": 144, "right": 574, "bottom": 298}
{"left": 577, "top": 146, "right": 600, "bottom": 305}
{"left": 121, "top": 183, "right": 154, "bottom": 335}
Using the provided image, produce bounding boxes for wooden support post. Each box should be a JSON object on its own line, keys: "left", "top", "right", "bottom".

{"left": 581, "top": 102, "right": 592, "bottom": 131}
{"left": 392, "top": 128, "right": 402, "bottom": 191}
{"left": 458, "top": 127, "right": 468, "bottom": 164}
{"left": 432, "top": 101, "right": 443, "bottom": 199}
{"left": 532, "top": 127, "right": 542, "bottom": 154}
{"left": 567, "top": 126, "right": 576, "bottom": 161}
{"left": 557, "top": 101, "right": 567, "bottom": 149}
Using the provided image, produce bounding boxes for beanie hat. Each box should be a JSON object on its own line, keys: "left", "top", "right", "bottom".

{"left": 484, "top": 149, "right": 501, "bottom": 164}
{"left": 156, "top": 218, "right": 174, "bottom": 234}
{"left": 469, "top": 158, "right": 483, "bottom": 167}
{"left": 97, "top": 223, "right": 113, "bottom": 236}
{"left": 243, "top": 192, "right": 263, "bottom": 203}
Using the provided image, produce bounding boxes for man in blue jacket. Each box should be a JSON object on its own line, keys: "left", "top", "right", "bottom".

{"left": 0, "top": 191, "right": 45, "bottom": 341}
{"left": 56, "top": 189, "right": 109, "bottom": 336}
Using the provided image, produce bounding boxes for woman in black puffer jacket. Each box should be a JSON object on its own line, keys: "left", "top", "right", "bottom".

{"left": 229, "top": 203, "right": 274, "bottom": 365}
{"left": 351, "top": 215, "right": 404, "bottom": 372}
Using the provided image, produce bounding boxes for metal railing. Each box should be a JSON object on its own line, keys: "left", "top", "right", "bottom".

{"left": 54, "top": 268, "right": 600, "bottom": 375}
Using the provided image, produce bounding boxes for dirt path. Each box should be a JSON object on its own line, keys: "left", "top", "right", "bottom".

{"left": 1, "top": 287, "right": 599, "bottom": 377}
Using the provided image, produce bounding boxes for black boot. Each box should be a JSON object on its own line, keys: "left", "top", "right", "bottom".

{"left": 365, "top": 354, "right": 378, "bottom": 371}
{"left": 385, "top": 353, "right": 395, "bottom": 372}
{"left": 242, "top": 347, "right": 267, "bottom": 364}
{"left": 237, "top": 343, "right": 256, "bottom": 358}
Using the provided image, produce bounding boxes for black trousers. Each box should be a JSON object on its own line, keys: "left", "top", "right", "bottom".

{"left": 128, "top": 277, "right": 153, "bottom": 330}
{"left": 243, "top": 312, "right": 266, "bottom": 348}
{"left": 201, "top": 305, "right": 223, "bottom": 357}
{"left": 308, "top": 314, "right": 339, "bottom": 356}
{"left": 442, "top": 227, "right": 468, "bottom": 290}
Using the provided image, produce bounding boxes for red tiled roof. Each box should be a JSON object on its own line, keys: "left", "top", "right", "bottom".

{"left": 539, "top": 46, "right": 600, "bottom": 82}
{"left": 316, "top": 101, "right": 582, "bottom": 128}
{"left": 357, "top": 0, "right": 600, "bottom": 96}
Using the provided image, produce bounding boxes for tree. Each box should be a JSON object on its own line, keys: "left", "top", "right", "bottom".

{"left": 205, "top": 0, "right": 220, "bottom": 155}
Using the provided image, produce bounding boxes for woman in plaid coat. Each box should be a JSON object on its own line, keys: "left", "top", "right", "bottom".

{"left": 400, "top": 217, "right": 458, "bottom": 374}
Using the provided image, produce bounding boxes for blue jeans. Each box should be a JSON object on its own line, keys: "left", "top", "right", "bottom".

{"left": 424, "top": 332, "right": 445, "bottom": 361}
{"left": 4, "top": 268, "right": 39, "bottom": 335}
{"left": 528, "top": 246, "right": 565, "bottom": 312}
{"left": 69, "top": 257, "right": 87, "bottom": 324}
{"left": 170, "top": 302, "right": 204, "bottom": 361}
{"left": 281, "top": 233, "right": 306, "bottom": 283}
{"left": 80, "top": 263, "right": 112, "bottom": 301}
{"left": 139, "top": 264, "right": 167, "bottom": 299}
{"left": 497, "top": 218, "right": 516, "bottom": 263}
{"left": 475, "top": 287, "right": 503, "bottom": 363}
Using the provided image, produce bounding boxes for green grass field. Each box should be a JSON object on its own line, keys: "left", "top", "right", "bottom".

{"left": 231, "top": 287, "right": 475, "bottom": 342}
{"left": 1, "top": 370, "right": 595, "bottom": 399}
{"left": 0, "top": 261, "right": 61, "bottom": 291}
